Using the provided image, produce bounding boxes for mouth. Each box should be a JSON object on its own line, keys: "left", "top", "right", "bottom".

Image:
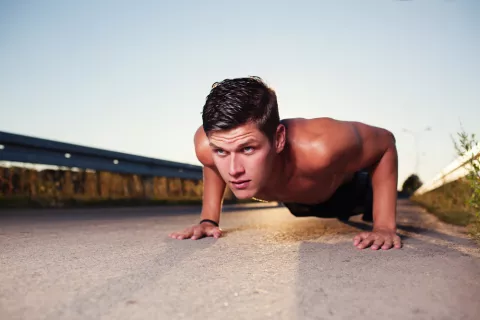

{"left": 230, "top": 180, "right": 251, "bottom": 190}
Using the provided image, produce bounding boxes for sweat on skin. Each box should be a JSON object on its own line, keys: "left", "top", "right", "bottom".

{"left": 169, "top": 77, "right": 401, "bottom": 250}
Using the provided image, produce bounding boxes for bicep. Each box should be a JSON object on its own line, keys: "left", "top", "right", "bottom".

{"left": 193, "top": 125, "right": 226, "bottom": 202}
{"left": 194, "top": 125, "right": 215, "bottom": 167}
{"left": 330, "top": 121, "right": 395, "bottom": 172}
{"left": 350, "top": 122, "right": 396, "bottom": 171}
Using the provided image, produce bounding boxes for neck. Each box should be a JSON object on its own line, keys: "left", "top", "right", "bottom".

{"left": 257, "top": 145, "right": 294, "bottom": 200}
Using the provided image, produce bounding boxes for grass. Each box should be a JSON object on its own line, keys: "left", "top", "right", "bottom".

{"left": 412, "top": 127, "right": 479, "bottom": 245}
{"left": 412, "top": 180, "right": 480, "bottom": 245}
{"left": 411, "top": 180, "right": 475, "bottom": 226}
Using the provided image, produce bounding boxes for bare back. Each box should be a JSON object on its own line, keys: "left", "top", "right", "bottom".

{"left": 195, "top": 117, "right": 390, "bottom": 208}
{"left": 255, "top": 117, "right": 360, "bottom": 204}
{"left": 195, "top": 117, "right": 381, "bottom": 205}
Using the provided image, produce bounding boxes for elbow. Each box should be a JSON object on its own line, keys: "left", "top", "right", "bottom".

{"left": 383, "top": 129, "right": 396, "bottom": 148}
{"left": 380, "top": 129, "right": 398, "bottom": 163}
{"left": 384, "top": 130, "right": 398, "bottom": 163}
{"left": 389, "top": 130, "right": 396, "bottom": 145}
{"left": 194, "top": 125, "right": 215, "bottom": 167}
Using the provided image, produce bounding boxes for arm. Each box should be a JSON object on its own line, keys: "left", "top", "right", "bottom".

{"left": 199, "top": 165, "right": 226, "bottom": 224}
{"left": 323, "top": 119, "right": 401, "bottom": 249}
{"left": 349, "top": 122, "right": 398, "bottom": 232}
{"left": 169, "top": 126, "right": 226, "bottom": 240}
{"left": 194, "top": 125, "right": 227, "bottom": 225}
{"left": 368, "top": 134, "right": 398, "bottom": 231}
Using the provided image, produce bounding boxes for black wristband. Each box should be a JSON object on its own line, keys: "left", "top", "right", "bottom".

{"left": 199, "top": 219, "right": 219, "bottom": 227}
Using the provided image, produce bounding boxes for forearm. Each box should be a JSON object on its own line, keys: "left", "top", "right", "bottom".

{"left": 200, "top": 165, "right": 226, "bottom": 224}
{"left": 370, "top": 141, "right": 398, "bottom": 231}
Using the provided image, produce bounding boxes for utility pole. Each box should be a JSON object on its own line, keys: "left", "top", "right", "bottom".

{"left": 402, "top": 126, "right": 432, "bottom": 175}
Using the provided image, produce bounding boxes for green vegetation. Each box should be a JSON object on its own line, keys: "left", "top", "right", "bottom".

{"left": 453, "top": 129, "right": 480, "bottom": 242}
{"left": 411, "top": 128, "right": 480, "bottom": 244}
{"left": 401, "top": 174, "right": 423, "bottom": 197}
{"left": 411, "top": 179, "right": 475, "bottom": 226}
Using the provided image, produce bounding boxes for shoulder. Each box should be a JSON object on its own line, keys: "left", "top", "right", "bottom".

{"left": 283, "top": 117, "right": 362, "bottom": 169}
{"left": 194, "top": 125, "right": 215, "bottom": 167}
{"left": 283, "top": 116, "right": 395, "bottom": 174}
{"left": 282, "top": 117, "right": 354, "bottom": 135}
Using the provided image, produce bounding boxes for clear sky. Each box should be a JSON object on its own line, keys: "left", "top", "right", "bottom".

{"left": 1, "top": 0, "right": 479, "bottom": 189}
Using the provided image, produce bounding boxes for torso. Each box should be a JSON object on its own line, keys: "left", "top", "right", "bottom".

{"left": 261, "top": 171, "right": 354, "bottom": 205}
{"left": 253, "top": 117, "right": 357, "bottom": 205}
{"left": 195, "top": 116, "right": 363, "bottom": 206}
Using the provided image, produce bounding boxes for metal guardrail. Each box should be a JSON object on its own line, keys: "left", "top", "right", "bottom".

{"left": 414, "top": 144, "right": 480, "bottom": 196}
{"left": 0, "top": 131, "right": 203, "bottom": 180}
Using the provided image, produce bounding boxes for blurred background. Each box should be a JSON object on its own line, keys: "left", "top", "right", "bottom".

{"left": 0, "top": 0, "right": 479, "bottom": 206}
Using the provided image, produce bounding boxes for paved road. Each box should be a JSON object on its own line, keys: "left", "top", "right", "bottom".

{"left": 1, "top": 199, "right": 479, "bottom": 320}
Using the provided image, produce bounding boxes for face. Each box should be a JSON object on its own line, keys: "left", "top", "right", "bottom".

{"left": 207, "top": 122, "right": 286, "bottom": 199}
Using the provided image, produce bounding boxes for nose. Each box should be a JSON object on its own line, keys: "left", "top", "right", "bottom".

{"left": 228, "top": 154, "right": 245, "bottom": 177}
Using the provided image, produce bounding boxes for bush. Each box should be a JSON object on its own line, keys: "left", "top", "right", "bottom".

{"left": 410, "top": 127, "right": 479, "bottom": 244}
{"left": 452, "top": 129, "right": 480, "bottom": 242}
{"left": 401, "top": 174, "right": 423, "bottom": 196}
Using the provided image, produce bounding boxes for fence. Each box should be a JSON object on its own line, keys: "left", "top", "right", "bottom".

{"left": 0, "top": 131, "right": 233, "bottom": 207}
{"left": 414, "top": 144, "right": 480, "bottom": 196}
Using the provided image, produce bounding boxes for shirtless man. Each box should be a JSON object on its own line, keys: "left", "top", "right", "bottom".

{"left": 169, "top": 77, "right": 402, "bottom": 250}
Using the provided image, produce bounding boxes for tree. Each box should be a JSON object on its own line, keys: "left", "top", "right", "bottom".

{"left": 401, "top": 174, "right": 423, "bottom": 196}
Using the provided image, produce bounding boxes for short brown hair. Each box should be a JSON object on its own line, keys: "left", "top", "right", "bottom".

{"left": 202, "top": 76, "right": 280, "bottom": 142}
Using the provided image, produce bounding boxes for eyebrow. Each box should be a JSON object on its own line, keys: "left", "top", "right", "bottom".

{"left": 209, "top": 141, "right": 220, "bottom": 148}
{"left": 209, "top": 138, "right": 258, "bottom": 149}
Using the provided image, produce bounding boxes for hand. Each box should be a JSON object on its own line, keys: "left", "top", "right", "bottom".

{"left": 353, "top": 228, "right": 402, "bottom": 250}
{"left": 169, "top": 222, "right": 222, "bottom": 240}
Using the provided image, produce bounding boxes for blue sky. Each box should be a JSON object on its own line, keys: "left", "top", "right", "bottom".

{"left": 1, "top": 0, "right": 479, "bottom": 189}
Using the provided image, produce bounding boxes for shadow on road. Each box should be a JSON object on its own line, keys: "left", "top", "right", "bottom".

{"left": 294, "top": 239, "right": 480, "bottom": 319}
{"left": 43, "top": 236, "right": 218, "bottom": 319}
{"left": 0, "top": 203, "right": 281, "bottom": 224}
{"left": 342, "top": 220, "right": 411, "bottom": 241}
{"left": 343, "top": 220, "right": 476, "bottom": 248}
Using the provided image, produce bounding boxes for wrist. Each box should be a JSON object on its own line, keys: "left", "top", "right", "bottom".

{"left": 199, "top": 219, "right": 219, "bottom": 227}
{"left": 373, "top": 224, "right": 396, "bottom": 232}
{"left": 372, "top": 209, "right": 397, "bottom": 232}
{"left": 200, "top": 206, "right": 221, "bottom": 223}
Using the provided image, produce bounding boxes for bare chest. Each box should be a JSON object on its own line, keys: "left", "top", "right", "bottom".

{"left": 259, "top": 170, "right": 354, "bottom": 205}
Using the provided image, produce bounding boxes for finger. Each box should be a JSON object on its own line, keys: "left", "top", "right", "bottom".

{"left": 174, "top": 227, "right": 188, "bottom": 239}
{"left": 191, "top": 227, "right": 204, "bottom": 240}
{"left": 205, "top": 226, "right": 221, "bottom": 238}
{"left": 353, "top": 232, "right": 369, "bottom": 246}
{"left": 393, "top": 235, "right": 402, "bottom": 249}
{"left": 177, "top": 229, "right": 193, "bottom": 240}
{"left": 371, "top": 237, "right": 385, "bottom": 250}
{"left": 381, "top": 237, "right": 394, "bottom": 250}
{"left": 169, "top": 232, "right": 180, "bottom": 238}
{"left": 357, "top": 236, "right": 375, "bottom": 249}
{"left": 212, "top": 228, "right": 222, "bottom": 238}
{"left": 353, "top": 235, "right": 361, "bottom": 246}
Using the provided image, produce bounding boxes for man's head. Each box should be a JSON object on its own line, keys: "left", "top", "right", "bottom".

{"left": 201, "top": 76, "right": 286, "bottom": 199}
{"left": 202, "top": 76, "right": 280, "bottom": 141}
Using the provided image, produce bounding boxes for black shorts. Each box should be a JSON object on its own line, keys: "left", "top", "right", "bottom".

{"left": 283, "top": 170, "right": 373, "bottom": 221}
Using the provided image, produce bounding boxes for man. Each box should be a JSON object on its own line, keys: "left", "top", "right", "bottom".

{"left": 169, "top": 77, "right": 402, "bottom": 250}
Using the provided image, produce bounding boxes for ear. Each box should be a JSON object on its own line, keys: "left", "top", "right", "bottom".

{"left": 274, "top": 124, "right": 286, "bottom": 153}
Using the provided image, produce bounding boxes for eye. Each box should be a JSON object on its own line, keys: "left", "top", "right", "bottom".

{"left": 215, "top": 149, "right": 226, "bottom": 156}
{"left": 243, "top": 147, "right": 254, "bottom": 153}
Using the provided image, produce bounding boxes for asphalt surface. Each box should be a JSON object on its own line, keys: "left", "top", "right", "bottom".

{"left": 1, "top": 199, "right": 479, "bottom": 320}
